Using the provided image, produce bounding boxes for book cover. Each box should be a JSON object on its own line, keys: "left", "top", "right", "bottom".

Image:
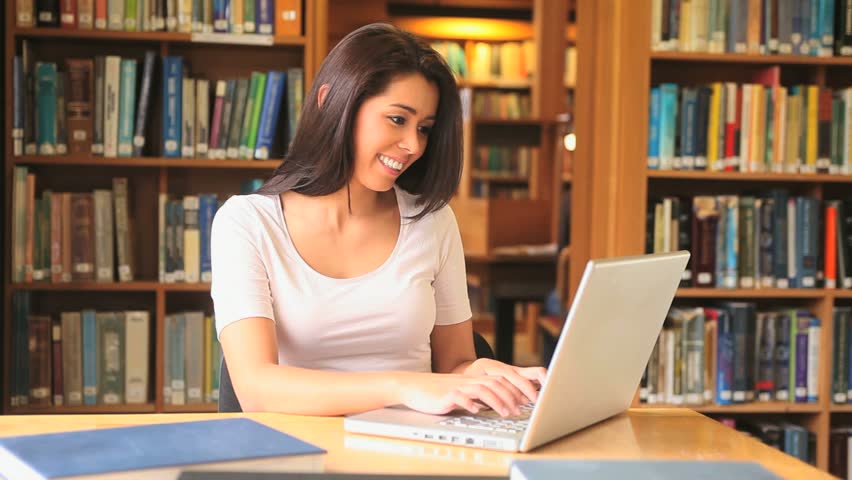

{"left": 0, "top": 418, "right": 325, "bottom": 479}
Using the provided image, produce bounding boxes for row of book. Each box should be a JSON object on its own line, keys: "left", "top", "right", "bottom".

{"left": 651, "top": 0, "right": 852, "bottom": 57}
{"left": 158, "top": 193, "right": 221, "bottom": 284}
{"left": 647, "top": 78, "right": 852, "bottom": 174}
{"left": 12, "top": 47, "right": 303, "bottom": 161}
{"left": 15, "top": 0, "right": 301, "bottom": 36}
{"left": 639, "top": 304, "right": 822, "bottom": 406}
{"left": 431, "top": 41, "right": 577, "bottom": 89}
{"left": 647, "top": 193, "right": 852, "bottom": 289}
{"left": 470, "top": 182, "right": 530, "bottom": 200}
{"left": 10, "top": 168, "right": 134, "bottom": 284}
{"left": 472, "top": 145, "right": 538, "bottom": 179}
{"left": 470, "top": 90, "right": 532, "bottom": 120}
{"left": 719, "top": 418, "right": 816, "bottom": 465}
{"left": 10, "top": 292, "right": 151, "bottom": 408}
{"left": 163, "top": 311, "right": 222, "bottom": 406}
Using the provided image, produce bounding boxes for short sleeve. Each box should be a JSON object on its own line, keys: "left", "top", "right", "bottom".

{"left": 210, "top": 197, "right": 275, "bottom": 337}
{"left": 433, "top": 205, "right": 473, "bottom": 326}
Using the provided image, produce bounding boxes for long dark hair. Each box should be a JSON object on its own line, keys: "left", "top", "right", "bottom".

{"left": 255, "top": 22, "right": 463, "bottom": 221}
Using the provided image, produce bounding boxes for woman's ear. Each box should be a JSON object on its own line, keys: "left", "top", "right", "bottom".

{"left": 317, "top": 84, "right": 330, "bottom": 109}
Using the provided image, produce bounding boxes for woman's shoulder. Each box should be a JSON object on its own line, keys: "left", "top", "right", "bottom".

{"left": 214, "top": 193, "right": 280, "bottom": 228}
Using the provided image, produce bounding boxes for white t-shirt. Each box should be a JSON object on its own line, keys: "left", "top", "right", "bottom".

{"left": 210, "top": 185, "right": 472, "bottom": 373}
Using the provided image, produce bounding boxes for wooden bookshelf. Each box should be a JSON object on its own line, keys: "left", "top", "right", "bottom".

{"left": 3, "top": 1, "right": 316, "bottom": 415}
{"left": 13, "top": 155, "right": 282, "bottom": 169}
{"left": 574, "top": 0, "right": 852, "bottom": 472}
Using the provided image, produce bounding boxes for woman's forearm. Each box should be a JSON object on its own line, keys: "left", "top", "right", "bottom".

{"left": 239, "top": 364, "right": 410, "bottom": 415}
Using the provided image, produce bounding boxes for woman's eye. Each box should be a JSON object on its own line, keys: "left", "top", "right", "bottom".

{"left": 418, "top": 125, "right": 432, "bottom": 136}
{"left": 388, "top": 116, "right": 405, "bottom": 125}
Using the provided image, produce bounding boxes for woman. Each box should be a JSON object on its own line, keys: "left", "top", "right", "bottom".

{"left": 211, "top": 23, "right": 546, "bottom": 417}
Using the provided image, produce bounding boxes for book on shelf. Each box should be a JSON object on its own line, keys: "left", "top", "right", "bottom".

{"left": 15, "top": 0, "right": 302, "bottom": 36}
{"left": 647, "top": 72, "right": 852, "bottom": 174}
{"left": 640, "top": 304, "right": 820, "bottom": 407}
{"left": 651, "top": 0, "right": 852, "bottom": 57}
{"left": 12, "top": 41, "right": 304, "bottom": 161}
{"left": 10, "top": 168, "right": 136, "bottom": 284}
{"left": 163, "top": 312, "right": 222, "bottom": 406}
{"left": 647, "top": 192, "right": 852, "bottom": 290}
{"left": 9, "top": 291, "right": 151, "bottom": 409}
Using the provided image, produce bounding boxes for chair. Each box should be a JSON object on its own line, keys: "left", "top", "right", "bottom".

{"left": 219, "top": 331, "right": 496, "bottom": 412}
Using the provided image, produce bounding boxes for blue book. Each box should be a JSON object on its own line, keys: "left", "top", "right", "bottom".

{"left": 117, "top": 59, "right": 138, "bottom": 157}
{"left": 510, "top": 460, "right": 782, "bottom": 480}
{"left": 162, "top": 56, "right": 183, "bottom": 157}
{"left": 254, "top": 70, "right": 286, "bottom": 160}
{"left": 81, "top": 308, "right": 98, "bottom": 406}
{"left": 35, "top": 62, "right": 58, "bottom": 155}
{"left": 199, "top": 194, "right": 218, "bottom": 283}
{"left": 647, "top": 87, "right": 660, "bottom": 169}
{"left": 0, "top": 418, "right": 325, "bottom": 479}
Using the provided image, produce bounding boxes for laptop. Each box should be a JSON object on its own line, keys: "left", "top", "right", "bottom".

{"left": 343, "top": 251, "right": 690, "bottom": 453}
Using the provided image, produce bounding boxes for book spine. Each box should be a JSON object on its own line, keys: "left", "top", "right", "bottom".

{"left": 55, "top": 73, "right": 68, "bottom": 154}
{"left": 78, "top": 0, "right": 94, "bottom": 28}
{"left": 113, "top": 177, "right": 133, "bottom": 281}
{"left": 132, "top": 51, "right": 156, "bottom": 157}
{"left": 183, "top": 195, "right": 200, "bottom": 283}
{"left": 274, "top": 0, "right": 299, "bottom": 36}
{"left": 50, "top": 191, "right": 63, "bottom": 282}
{"left": 35, "top": 62, "right": 58, "bottom": 155}
{"left": 807, "top": 316, "right": 820, "bottom": 402}
{"left": 37, "top": 0, "right": 59, "bottom": 26}
{"left": 285, "top": 67, "right": 303, "bottom": 148}
{"left": 181, "top": 77, "right": 196, "bottom": 158}
{"left": 125, "top": 0, "right": 138, "bottom": 30}
{"left": 27, "top": 315, "right": 52, "bottom": 406}
{"left": 71, "top": 193, "right": 95, "bottom": 281}
{"left": 226, "top": 78, "right": 249, "bottom": 159}
{"left": 13, "top": 57, "right": 24, "bottom": 156}
{"left": 92, "top": 56, "right": 105, "bottom": 154}
{"left": 774, "top": 311, "right": 790, "bottom": 401}
{"left": 238, "top": 73, "right": 259, "bottom": 159}
{"left": 254, "top": 70, "right": 284, "bottom": 160}
{"left": 61, "top": 312, "right": 83, "bottom": 406}
{"left": 65, "top": 58, "right": 95, "bottom": 155}
{"left": 93, "top": 189, "right": 115, "bottom": 282}
{"left": 51, "top": 318, "right": 64, "bottom": 406}
{"left": 125, "top": 311, "right": 150, "bottom": 404}
{"left": 97, "top": 312, "right": 125, "bottom": 404}
{"left": 199, "top": 194, "right": 216, "bottom": 282}
{"left": 103, "top": 56, "right": 121, "bottom": 157}
{"left": 207, "top": 80, "right": 226, "bottom": 158}
{"left": 81, "top": 309, "right": 97, "bottom": 405}
{"left": 17, "top": 0, "right": 35, "bottom": 27}
{"left": 108, "top": 0, "right": 124, "bottom": 29}
{"left": 162, "top": 56, "right": 183, "bottom": 157}
{"left": 117, "top": 58, "right": 138, "bottom": 157}
{"left": 195, "top": 78, "right": 210, "bottom": 157}
{"left": 245, "top": 71, "right": 266, "bottom": 158}
{"left": 60, "top": 0, "right": 77, "bottom": 27}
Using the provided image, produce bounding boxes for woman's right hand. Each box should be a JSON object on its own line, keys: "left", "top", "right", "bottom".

{"left": 394, "top": 372, "right": 528, "bottom": 417}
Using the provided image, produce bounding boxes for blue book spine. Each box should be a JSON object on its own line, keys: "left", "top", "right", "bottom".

{"left": 254, "top": 70, "right": 285, "bottom": 160}
{"left": 35, "top": 62, "right": 58, "bottom": 155}
{"left": 648, "top": 87, "right": 661, "bottom": 169}
{"left": 715, "top": 202, "right": 728, "bottom": 288}
{"left": 82, "top": 309, "right": 98, "bottom": 405}
{"left": 798, "top": 197, "right": 818, "bottom": 287}
{"left": 681, "top": 88, "right": 697, "bottom": 169}
{"left": 775, "top": 311, "right": 791, "bottom": 401}
{"left": 659, "top": 83, "right": 678, "bottom": 170}
{"left": 807, "top": 317, "right": 820, "bottom": 402}
{"left": 793, "top": 0, "right": 804, "bottom": 53}
{"left": 724, "top": 198, "right": 739, "bottom": 288}
{"left": 117, "top": 59, "right": 137, "bottom": 157}
{"left": 13, "top": 56, "right": 24, "bottom": 156}
{"left": 820, "top": 0, "right": 834, "bottom": 54}
{"left": 256, "top": 0, "right": 273, "bottom": 34}
{"left": 716, "top": 310, "right": 734, "bottom": 404}
{"left": 794, "top": 314, "right": 810, "bottom": 402}
{"left": 803, "top": 0, "right": 816, "bottom": 54}
{"left": 213, "top": 0, "right": 229, "bottom": 32}
{"left": 199, "top": 194, "right": 217, "bottom": 283}
{"left": 13, "top": 291, "right": 31, "bottom": 406}
{"left": 133, "top": 51, "right": 157, "bottom": 157}
{"left": 777, "top": 0, "right": 793, "bottom": 53}
{"left": 808, "top": 0, "right": 822, "bottom": 55}
{"left": 771, "top": 189, "right": 789, "bottom": 287}
{"left": 162, "top": 56, "right": 183, "bottom": 157}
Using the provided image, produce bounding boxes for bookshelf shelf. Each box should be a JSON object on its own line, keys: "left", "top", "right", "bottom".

{"left": 12, "top": 27, "right": 307, "bottom": 47}
{"left": 833, "top": 290, "right": 852, "bottom": 299}
{"left": 161, "top": 403, "right": 218, "bottom": 413}
{"left": 830, "top": 405, "right": 852, "bottom": 413}
{"left": 675, "top": 288, "right": 828, "bottom": 299}
{"left": 661, "top": 402, "right": 822, "bottom": 414}
{"left": 458, "top": 79, "right": 532, "bottom": 89}
{"left": 161, "top": 284, "right": 213, "bottom": 293}
{"left": 8, "top": 403, "right": 157, "bottom": 414}
{"left": 471, "top": 172, "right": 530, "bottom": 183}
{"left": 473, "top": 117, "right": 551, "bottom": 126}
{"left": 651, "top": 51, "right": 852, "bottom": 66}
{"left": 13, "top": 155, "right": 281, "bottom": 170}
{"left": 647, "top": 170, "right": 852, "bottom": 183}
{"left": 9, "top": 282, "right": 162, "bottom": 292}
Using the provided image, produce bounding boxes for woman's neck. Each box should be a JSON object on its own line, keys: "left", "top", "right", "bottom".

{"left": 282, "top": 182, "right": 396, "bottom": 230}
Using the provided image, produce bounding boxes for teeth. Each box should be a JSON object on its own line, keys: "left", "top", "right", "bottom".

{"left": 379, "top": 154, "right": 403, "bottom": 171}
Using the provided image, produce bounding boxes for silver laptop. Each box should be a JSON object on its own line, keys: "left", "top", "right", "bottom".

{"left": 344, "top": 251, "right": 690, "bottom": 452}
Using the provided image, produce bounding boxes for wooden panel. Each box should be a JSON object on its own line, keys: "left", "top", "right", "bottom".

{"left": 488, "top": 198, "right": 550, "bottom": 248}
{"left": 450, "top": 197, "right": 489, "bottom": 255}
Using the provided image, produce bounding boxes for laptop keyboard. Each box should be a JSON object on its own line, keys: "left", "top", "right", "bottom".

{"left": 437, "top": 402, "right": 534, "bottom": 434}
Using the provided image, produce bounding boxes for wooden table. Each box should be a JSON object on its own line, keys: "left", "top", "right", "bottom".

{"left": 0, "top": 408, "right": 831, "bottom": 479}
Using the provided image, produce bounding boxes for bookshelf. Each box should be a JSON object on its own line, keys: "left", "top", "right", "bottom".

{"left": 573, "top": 0, "right": 852, "bottom": 472}
{"left": 3, "top": 1, "right": 313, "bottom": 415}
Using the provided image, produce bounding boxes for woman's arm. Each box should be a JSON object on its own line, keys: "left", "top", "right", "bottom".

{"left": 220, "top": 316, "right": 530, "bottom": 416}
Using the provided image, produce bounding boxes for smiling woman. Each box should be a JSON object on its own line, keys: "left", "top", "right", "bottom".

{"left": 210, "top": 23, "right": 546, "bottom": 418}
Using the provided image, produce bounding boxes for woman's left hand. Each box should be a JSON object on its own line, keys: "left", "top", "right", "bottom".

{"left": 463, "top": 358, "right": 547, "bottom": 404}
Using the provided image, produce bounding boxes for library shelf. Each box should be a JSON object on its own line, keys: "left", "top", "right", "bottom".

{"left": 12, "top": 155, "right": 281, "bottom": 170}
{"left": 8, "top": 403, "right": 157, "bottom": 414}
{"left": 647, "top": 170, "right": 852, "bottom": 183}
{"left": 651, "top": 51, "right": 852, "bottom": 66}
{"left": 675, "top": 288, "right": 828, "bottom": 299}
{"left": 12, "top": 27, "right": 306, "bottom": 47}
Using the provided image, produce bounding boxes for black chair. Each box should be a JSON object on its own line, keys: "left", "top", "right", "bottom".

{"left": 219, "top": 331, "right": 496, "bottom": 412}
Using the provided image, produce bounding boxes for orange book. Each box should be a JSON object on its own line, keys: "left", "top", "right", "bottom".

{"left": 275, "top": 0, "right": 301, "bottom": 36}
{"left": 825, "top": 203, "right": 838, "bottom": 289}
